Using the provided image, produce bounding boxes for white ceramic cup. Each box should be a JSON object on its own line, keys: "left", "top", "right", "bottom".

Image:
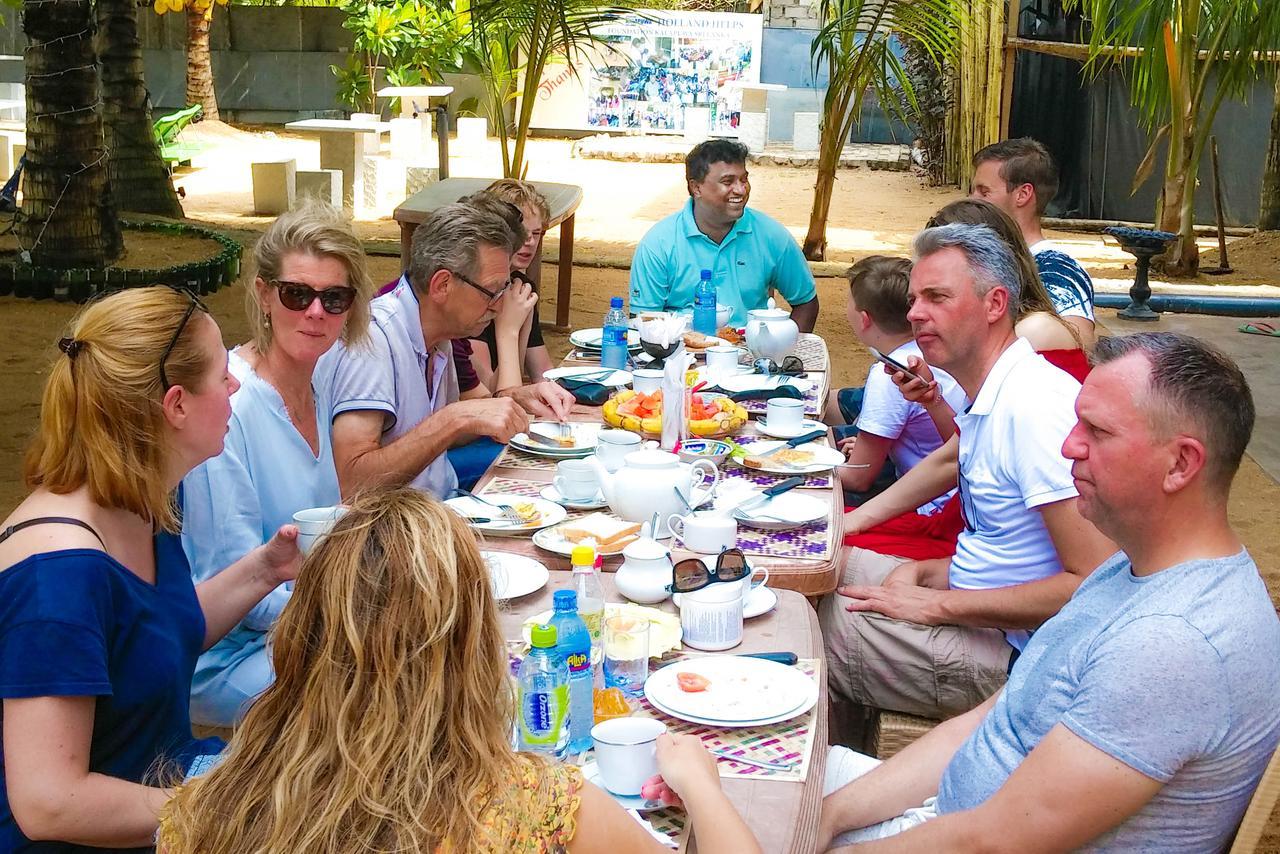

{"left": 591, "top": 717, "right": 667, "bottom": 796}
{"left": 715, "top": 303, "right": 733, "bottom": 329}
{"left": 765, "top": 397, "right": 805, "bottom": 434}
{"left": 292, "top": 506, "right": 347, "bottom": 555}
{"left": 553, "top": 458, "right": 599, "bottom": 501}
{"left": 704, "top": 345, "right": 742, "bottom": 382}
{"left": 667, "top": 511, "right": 737, "bottom": 553}
{"left": 596, "top": 429, "right": 642, "bottom": 473}
{"left": 632, "top": 368, "right": 663, "bottom": 395}
{"left": 679, "top": 580, "right": 745, "bottom": 651}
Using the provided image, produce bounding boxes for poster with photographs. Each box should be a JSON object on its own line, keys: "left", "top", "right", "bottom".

{"left": 529, "top": 11, "right": 764, "bottom": 134}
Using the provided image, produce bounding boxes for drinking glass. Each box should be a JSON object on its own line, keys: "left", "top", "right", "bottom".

{"left": 603, "top": 615, "right": 650, "bottom": 698}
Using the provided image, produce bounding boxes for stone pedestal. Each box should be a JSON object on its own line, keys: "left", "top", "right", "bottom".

{"left": 455, "top": 116, "right": 487, "bottom": 150}
{"left": 251, "top": 158, "right": 297, "bottom": 215}
{"left": 390, "top": 117, "right": 427, "bottom": 162}
{"left": 405, "top": 164, "right": 440, "bottom": 195}
{"left": 361, "top": 156, "right": 406, "bottom": 217}
{"left": 319, "top": 131, "right": 378, "bottom": 215}
{"left": 294, "top": 169, "right": 342, "bottom": 207}
{"left": 683, "top": 106, "right": 711, "bottom": 142}
{"left": 738, "top": 110, "right": 769, "bottom": 153}
{"left": 793, "top": 112, "right": 821, "bottom": 152}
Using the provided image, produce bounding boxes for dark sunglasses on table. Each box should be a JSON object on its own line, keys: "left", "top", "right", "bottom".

{"left": 271, "top": 279, "right": 358, "bottom": 315}
{"left": 159, "top": 287, "right": 210, "bottom": 392}
{"left": 754, "top": 355, "right": 805, "bottom": 376}
{"left": 451, "top": 268, "right": 512, "bottom": 306}
{"left": 666, "top": 548, "right": 750, "bottom": 594}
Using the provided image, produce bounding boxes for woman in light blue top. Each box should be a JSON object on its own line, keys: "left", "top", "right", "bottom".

{"left": 181, "top": 202, "right": 374, "bottom": 727}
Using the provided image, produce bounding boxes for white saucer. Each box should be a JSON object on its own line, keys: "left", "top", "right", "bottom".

{"left": 673, "top": 584, "right": 777, "bottom": 619}
{"left": 581, "top": 761, "right": 666, "bottom": 812}
{"left": 540, "top": 484, "right": 609, "bottom": 510}
{"left": 755, "top": 418, "right": 828, "bottom": 440}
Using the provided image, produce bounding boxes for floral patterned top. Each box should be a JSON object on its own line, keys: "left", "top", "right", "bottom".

{"left": 466, "top": 757, "right": 585, "bottom": 852}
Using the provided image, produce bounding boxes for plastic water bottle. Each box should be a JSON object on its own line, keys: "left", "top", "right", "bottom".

{"left": 550, "top": 590, "right": 595, "bottom": 754}
{"left": 518, "top": 624, "right": 569, "bottom": 758}
{"left": 693, "top": 269, "right": 717, "bottom": 335}
{"left": 601, "top": 296, "right": 629, "bottom": 370}
{"left": 572, "top": 546, "right": 606, "bottom": 685}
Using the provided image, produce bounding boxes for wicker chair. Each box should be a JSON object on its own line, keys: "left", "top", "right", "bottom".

{"left": 1229, "top": 743, "right": 1280, "bottom": 853}
{"left": 871, "top": 709, "right": 940, "bottom": 760}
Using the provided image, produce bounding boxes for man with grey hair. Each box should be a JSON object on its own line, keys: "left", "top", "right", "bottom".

{"left": 817, "top": 331, "right": 1279, "bottom": 851}
{"left": 322, "top": 201, "right": 575, "bottom": 498}
{"left": 820, "top": 222, "right": 1115, "bottom": 727}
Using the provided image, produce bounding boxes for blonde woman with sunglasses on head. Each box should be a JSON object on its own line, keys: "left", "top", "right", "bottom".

{"left": 180, "top": 202, "right": 376, "bottom": 729}
{"left": 160, "top": 487, "right": 760, "bottom": 854}
{"left": 0, "top": 287, "right": 302, "bottom": 851}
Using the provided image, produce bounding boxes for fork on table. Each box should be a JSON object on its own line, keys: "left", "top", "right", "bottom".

{"left": 450, "top": 488, "right": 524, "bottom": 524}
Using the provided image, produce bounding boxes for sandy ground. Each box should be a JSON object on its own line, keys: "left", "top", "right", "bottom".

{"left": 2, "top": 124, "right": 1279, "bottom": 847}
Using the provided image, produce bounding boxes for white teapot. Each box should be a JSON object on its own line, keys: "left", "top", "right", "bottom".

{"left": 745, "top": 297, "right": 799, "bottom": 363}
{"left": 614, "top": 535, "right": 674, "bottom": 604}
{"left": 589, "top": 448, "right": 720, "bottom": 538}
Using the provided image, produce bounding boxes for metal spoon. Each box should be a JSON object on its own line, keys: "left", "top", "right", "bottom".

{"left": 673, "top": 486, "right": 694, "bottom": 513}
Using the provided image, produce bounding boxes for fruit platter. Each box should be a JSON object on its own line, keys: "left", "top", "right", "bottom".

{"left": 602, "top": 389, "right": 749, "bottom": 438}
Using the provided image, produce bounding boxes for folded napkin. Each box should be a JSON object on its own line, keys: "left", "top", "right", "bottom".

{"left": 726, "top": 385, "right": 804, "bottom": 403}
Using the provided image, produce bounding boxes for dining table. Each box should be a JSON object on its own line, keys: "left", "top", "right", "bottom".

{"left": 473, "top": 332, "right": 847, "bottom": 598}
{"left": 496, "top": 569, "right": 828, "bottom": 853}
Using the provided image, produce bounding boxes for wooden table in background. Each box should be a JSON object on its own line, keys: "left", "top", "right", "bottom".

{"left": 393, "top": 177, "right": 583, "bottom": 330}
{"left": 496, "top": 571, "right": 828, "bottom": 854}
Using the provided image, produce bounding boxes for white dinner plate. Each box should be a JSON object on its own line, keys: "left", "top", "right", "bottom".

{"left": 532, "top": 521, "right": 639, "bottom": 557}
{"left": 736, "top": 440, "right": 845, "bottom": 475}
{"left": 569, "top": 328, "right": 642, "bottom": 351}
{"left": 510, "top": 422, "right": 601, "bottom": 458}
{"left": 543, "top": 366, "right": 633, "bottom": 387}
{"left": 646, "top": 689, "right": 815, "bottom": 729}
{"left": 539, "top": 484, "right": 609, "bottom": 510}
{"left": 733, "top": 493, "right": 828, "bottom": 530}
{"left": 755, "top": 418, "right": 828, "bottom": 440}
{"left": 443, "top": 493, "right": 566, "bottom": 536}
{"left": 483, "top": 551, "right": 550, "bottom": 601}
{"left": 673, "top": 584, "right": 777, "bottom": 619}
{"left": 716, "top": 373, "right": 814, "bottom": 395}
{"left": 581, "top": 762, "right": 666, "bottom": 812}
{"left": 644, "top": 656, "right": 818, "bottom": 726}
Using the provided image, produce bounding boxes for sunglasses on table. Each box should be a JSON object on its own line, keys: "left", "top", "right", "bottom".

{"left": 753, "top": 355, "right": 805, "bottom": 376}
{"left": 159, "top": 287, "right": 210, "bottom": 391}
{"left": 666, "top": 548, "right": 750, "bottom": 594}
{"left": 271, "top": 279, "right": 358, "bottom": 315}
{"left": 451, "top": 269, "right": 513, "bottom": 307}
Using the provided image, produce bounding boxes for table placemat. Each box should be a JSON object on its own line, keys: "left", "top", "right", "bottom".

{"left": 740, "top": 383, "right": 822, "bottom": 418}
{"left": 635, "top": 657, "right": 821, "bottom": 784}
{"left": 721, "top": 463, "right": 833, "bottom": 490}
{"left": 734, "top": 517, "right": 834, "bottom": 561}
{"left": 793, "top": 334, "right": 830, "bottom": 372}
{"left": 492, "top": 445, "right": 563, "bottom": 471}
{"left": 478, "top": 476, "right": 592, "bottom": 521}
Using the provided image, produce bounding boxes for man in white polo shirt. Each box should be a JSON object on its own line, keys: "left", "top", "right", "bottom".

{"left": 819, "top": 223, "right": 1115, "bottom": 725}
{"left": 322, "top": 202, "right": 574, "bottom": 498}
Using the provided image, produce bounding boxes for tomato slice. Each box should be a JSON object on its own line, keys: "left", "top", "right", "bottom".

{"left": 677, "top": 672, "right": 711, "bottom": 692}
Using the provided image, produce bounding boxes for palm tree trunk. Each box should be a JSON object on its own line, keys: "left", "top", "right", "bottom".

{"left": 98, "top": 0, "right": 183, "bottom": 217}
{"left": 185, "top": 4, "right": 219, "bottom": 120}
{"left": 20, "top": 0, "right": 122, "bottom": 268}
{"left": 1260, "top": 72, "right": 1280, "bottom": 231}
{"left": 803, "top": 102, "right": 846, "bottom": 261}
{"left": 1157, "top": 126, "right": 1200, "bottom": 276}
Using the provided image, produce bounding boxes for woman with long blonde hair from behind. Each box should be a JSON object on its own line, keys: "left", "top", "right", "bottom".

{"left": 160, "top": 487, "right": 760, "bottom": 854}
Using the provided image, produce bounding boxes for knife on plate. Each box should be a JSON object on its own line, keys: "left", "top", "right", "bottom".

{"left": 736, "top": 475, "right": 806, "bottom": 514}
{"left": 739, "top": 651, "right": 798, "bottom": 665}
{"left": 521, "top": 430, "right": 565, "bottom": 449}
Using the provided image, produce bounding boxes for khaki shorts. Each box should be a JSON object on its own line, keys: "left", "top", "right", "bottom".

{"left": 819, "top": 547, "right": 1013, "bottom": 721}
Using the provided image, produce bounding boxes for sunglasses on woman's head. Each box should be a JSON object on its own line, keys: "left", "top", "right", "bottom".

{"left": 159, "top": 287, "right": 210, "bottom": 391}
{"left": 271, "top": 279, "right": 358, "bottom": 315}
{"left": 666, "top": 548, "right": 750, "bottom": 594}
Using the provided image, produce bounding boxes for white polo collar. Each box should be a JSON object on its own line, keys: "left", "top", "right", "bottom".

{"left": 966, "top": 337, "right": 1037, "bottom": 417}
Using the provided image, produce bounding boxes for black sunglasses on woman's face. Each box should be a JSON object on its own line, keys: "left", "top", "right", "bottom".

{"left": 271, "top": 279, "right": 358, "bottom": 315}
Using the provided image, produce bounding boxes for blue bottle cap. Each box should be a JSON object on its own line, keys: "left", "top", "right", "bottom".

{"left": 610, "top": 296, "right": 623, "bottom": 308}
{"left": 700, "top": 269, "right": 712, "bottom": 280}
{"left": 553, "top": 589, "right": 578, "bottom": 611}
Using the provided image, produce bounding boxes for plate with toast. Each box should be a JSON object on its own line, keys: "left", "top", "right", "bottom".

{"left": 532, "top": 512, "right": 646, "bottom": 556}
{"left": 737, "top": 440, "right": 845, "bottom": 474}
{"left": 510, "top": 422, "right": 601, "bottom": 458}
{"left": 444, "top": 493, "right": 566, "bottom": 536}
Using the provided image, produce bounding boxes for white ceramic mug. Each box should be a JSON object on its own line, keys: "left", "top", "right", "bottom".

{"left": 632, "top": 368, "right": 664, "bottom": 395}
{"left": 596, "top": 429, "right": 642, "bottom": 473}
{"left": 592, "top": 717, "right": 667, "bottom": 796}
{"left": 553, "top": 458, "right": 599, "bottom": 501}
{"left": 765, "top": 397, "right": 805, "bottom": 434}
{"left": 292, "top": 506, "right": 347, "bottom": 555}
{"left": 704, "top": 345, "right": 742, "bottom": 382}
{"left": 667, "top": 511, "right": 736, "bottom": 554}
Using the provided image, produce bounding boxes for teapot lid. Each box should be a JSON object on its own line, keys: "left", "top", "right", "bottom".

{"left": 623, "top": 536, "right": 670, "bottom": 560}
{"left": 623, "top": 448, "right": 680, "bottom": 468}
{"left": 748, "top": 297, "right": 789, "bottom": 320}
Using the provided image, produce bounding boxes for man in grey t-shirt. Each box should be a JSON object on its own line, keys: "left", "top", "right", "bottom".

{"left": 818, "top": 332, "right": 1280, "bottom": 852}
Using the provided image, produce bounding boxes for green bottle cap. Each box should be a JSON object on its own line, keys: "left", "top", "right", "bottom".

{"left": 530, "top": 623, "right": 558, "bottom": 648}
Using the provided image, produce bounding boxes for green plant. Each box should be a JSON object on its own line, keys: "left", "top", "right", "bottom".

{"left": 802, "top": 0, "right": 961, "bottom": 259}
{"left": 462, "top": 0, "right": 636, "bottom": 178}
{"left": 332, "top": 0, "right": 464, "bottom": 114}
{"left": 1063, "top": 0, "right": 1280, "bottom": 274}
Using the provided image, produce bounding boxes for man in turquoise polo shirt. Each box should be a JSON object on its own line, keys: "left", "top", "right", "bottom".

{"left": 629, "top": 139, "right": 820, "bottom": 331}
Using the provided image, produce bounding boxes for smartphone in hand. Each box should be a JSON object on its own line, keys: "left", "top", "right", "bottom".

{"left": 869, "top": 347, "right": 933, "bottom": 387}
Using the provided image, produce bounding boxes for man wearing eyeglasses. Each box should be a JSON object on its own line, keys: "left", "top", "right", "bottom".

{"left": 819, "top": 223, "right": 1115, "bottom": 728}
{"left": 321, "top": 202, "right": 575, "bottom": 498}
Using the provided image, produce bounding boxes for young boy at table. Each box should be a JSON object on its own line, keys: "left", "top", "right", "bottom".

{"left": 833, "top": 256, "right": 967, "bottom": 507}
